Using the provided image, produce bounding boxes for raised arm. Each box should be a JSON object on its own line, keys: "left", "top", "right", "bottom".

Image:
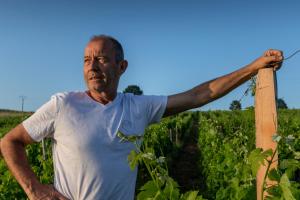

{"left": 0, "top": 124, "right": 69, "bottom": 200}
{"left": 163, "top": 49, "right": 283, "bottom": 117}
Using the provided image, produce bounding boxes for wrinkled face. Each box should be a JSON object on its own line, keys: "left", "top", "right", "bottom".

{"left": 83, "top": 39, "right": 120, "bottom": 93}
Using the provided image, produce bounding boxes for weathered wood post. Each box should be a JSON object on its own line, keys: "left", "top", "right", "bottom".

{"left": 255, "top": 68, "right": 278, "bottom": 200}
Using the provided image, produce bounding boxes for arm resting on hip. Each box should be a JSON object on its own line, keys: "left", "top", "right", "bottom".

{"left": 0, "top": 124, "right": 69, "bottom": 200}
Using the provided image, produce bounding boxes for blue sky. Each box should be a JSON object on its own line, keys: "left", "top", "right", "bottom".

{"left": 1, "top": 0, "right": 300, "bottom": 111}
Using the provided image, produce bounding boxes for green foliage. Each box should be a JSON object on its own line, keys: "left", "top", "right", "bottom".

{"left": 277, "top": 98, "right": 288, "bottom": 109}
{"left": 229, "top": 100, "right": 242, "bottom": 111}
{"left": 119, "top": 130, "right": 206, "bottom": 200}
{"left": 0, "top": 115, "right": 28, "bottom": 137}
{"left": 197, "top": 110, "right": 300, "bottom": 200}
{"left": 248, "top": 148, "right": 272, "bottom": 175}
{"left": 136, "top": 112, "right": 196, "bottom": 191}
{"left": 123, "top": 85, "right": 143, "bottom": 95}
{"left": 197, "top": 110, "right": 256, "bottom": 199}
{"left": 1, "top": 110, "right": 299, "bottom": 199}
{"left": 262, "top": 134, "right": 300, "bottom": 200}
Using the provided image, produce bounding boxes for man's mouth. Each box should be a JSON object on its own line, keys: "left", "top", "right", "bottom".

{"left": 88, "top": 72, "right": 105, "bottom": 81}
{"left": 89, "top": 76, "right": 101, "bottom": 80}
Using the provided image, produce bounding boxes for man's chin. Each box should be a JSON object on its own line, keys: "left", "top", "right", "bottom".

{"left": 90, "top": 86, "right": 105, "bottom": 94}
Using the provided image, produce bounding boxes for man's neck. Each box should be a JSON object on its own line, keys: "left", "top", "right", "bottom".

{"left": 86, "top": 90, "right": 117, "bottom": 105}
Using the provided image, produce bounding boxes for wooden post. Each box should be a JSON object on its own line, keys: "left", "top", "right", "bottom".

{"left": 255, "top": 68, "right": 278, "bottom": 200}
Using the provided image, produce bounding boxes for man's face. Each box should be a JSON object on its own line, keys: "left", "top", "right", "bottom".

{"left": 83, "top": 39, "right": 120, "bottom": 93}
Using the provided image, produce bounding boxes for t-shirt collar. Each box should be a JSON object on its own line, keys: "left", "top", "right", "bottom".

{"left": 84, "top": 91, "right": 122, "bottom": 109}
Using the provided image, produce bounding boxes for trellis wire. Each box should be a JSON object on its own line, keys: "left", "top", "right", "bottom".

{"left": 238, "top": 49, "right": 300, "bottom": 104}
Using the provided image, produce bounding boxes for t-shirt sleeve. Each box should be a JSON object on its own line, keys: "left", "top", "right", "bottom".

{"left": 22, "top": 94, "right": 60, "bottom": 142}
{"left": 146, "top": 95, "right": 168, "bottom": 125}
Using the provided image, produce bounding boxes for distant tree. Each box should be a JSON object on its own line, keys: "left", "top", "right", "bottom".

{"left": 277, "top": 98, "right": 288, "bottom": 109}
{"left": 230, "top": 100, "right": 242, "bottom": 111}
{"left": 123, "top": 85, "right": 143, "bottom": 95}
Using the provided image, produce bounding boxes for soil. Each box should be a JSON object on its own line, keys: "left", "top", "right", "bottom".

{"left": 169, "top": 121, "right": 205, "bottom": 192}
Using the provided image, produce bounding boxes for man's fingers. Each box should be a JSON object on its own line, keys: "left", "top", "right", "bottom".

{"left": 49, "top": 186, "right": 69, "bottom": 200}
{"left": 264, "top": 50, "right": 271, "bottom": 57}
{"left": 264, "top": 49, "right": 283, "bottom": 58}
{"left": 58, "top": 197, "right": 69, "bottom": 200}
{"left": 54, "top": 191, "right": 70, "bottom": 200}
{"left": 264, "top": 55, "right": 283, "bottom": 64}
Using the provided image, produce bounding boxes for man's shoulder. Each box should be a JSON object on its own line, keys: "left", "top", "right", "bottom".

{"left": 51, "top": 91, "right": 85, "bottom": 99}
{"left": 122, "top": 93, "right": 167, "bottom": 106}
{"left": 122, "top": 93, "right": 149, "bottom": 102}
{"left": 50, "top": 91, "right": 87, "bottom": 105}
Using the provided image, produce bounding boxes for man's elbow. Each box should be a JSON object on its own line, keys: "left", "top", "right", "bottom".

{"left": 192, "top": 86, "right": 216, "bottom": 108}
{"left": 1, "top": 133, "right": 21, "bottom": 154}
{"left": 0, "top": 125, "right": 31, "bottom": 158}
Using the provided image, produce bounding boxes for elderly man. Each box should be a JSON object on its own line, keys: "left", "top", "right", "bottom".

{"left": 0, "top": 35, "right": 283, "bottom": 200}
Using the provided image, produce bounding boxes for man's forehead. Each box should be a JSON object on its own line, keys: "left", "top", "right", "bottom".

{"left": 84, "top": 39, "right": 114, "bottom": 55}
{"left": 86, "top": 39, "right": 113, "bottom": 49}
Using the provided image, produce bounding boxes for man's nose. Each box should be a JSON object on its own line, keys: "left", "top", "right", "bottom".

{"left": 91, "top": 58, "right": 100, "bottom": 71}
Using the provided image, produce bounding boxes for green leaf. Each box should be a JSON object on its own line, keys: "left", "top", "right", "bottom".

{"left": 248, "top": 148, "right": 272, "bottom": 175}
{"left": 272, "top": 134, "right": 282, "bottom": 142}
{"left": 181, "top": 191, "right": 206, "bottom": 200}
{"left": 268, "top": 168, "right": 281, "bottom": 182}
{"left": 285, "top": 135, "right": 295, "bottom": 145}
{"left": 279, "top": 159, "right": 299, "bottom": 170}
{"left": 279, "top": 159, "right": 300, "bottom": 178}
{"left": 262, "top": 149, "right": 273, "bottom": 158}
{"left": 163, "top": 178, "right": 180, "bottom": 200}
{"left": 183, "top": 191, "right": 199, "bottom": 200}
{"left": 266, "top": 185, "right": 281, "bottom": 197}
{"left": 279, "top": 173, "right": 296, "bottom": 200}
{"left": 117, "top": 131, "right": 143, "bottom": 142}
{"left": 137, "top": 180, "right": 160, "bottom": 200}
{"left": 293, "top": 152, "right": 300, "bottom": 160}
{"left": 264, "top": 195, "right": 281, "bottom": 200}
{"left": 128, "top": 150, "right": 140, "bottom": 170}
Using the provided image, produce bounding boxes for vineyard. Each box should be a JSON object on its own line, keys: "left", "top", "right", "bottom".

{"left": 0, "top": 110, "right": 299, "bottom": 199}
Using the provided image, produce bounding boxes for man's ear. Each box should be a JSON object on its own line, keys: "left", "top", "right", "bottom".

{"left": 118, "top": 60, "right": 128, "bottom": 75}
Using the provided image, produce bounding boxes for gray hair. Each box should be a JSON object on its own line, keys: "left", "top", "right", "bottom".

{"left": 89, "top": 35, "right": 124, "bottom": 63}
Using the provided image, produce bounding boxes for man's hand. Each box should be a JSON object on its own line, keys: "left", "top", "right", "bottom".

{"left": 28, "top": 184, "right": 69, "bottom": 200}
{"left": 250, "top": 49, "right": 284, "bottom": 71}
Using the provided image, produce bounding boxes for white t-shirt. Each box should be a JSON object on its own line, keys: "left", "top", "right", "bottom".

{"left": 23, "top": 91, "right": 168, "bottom": 200}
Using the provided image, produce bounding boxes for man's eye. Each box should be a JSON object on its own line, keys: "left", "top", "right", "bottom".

{"left": 84, "top": 59, "right": 91, "bottom": 63}
{"left": 98, "top": 57, "right": 107, "bottom": 63}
